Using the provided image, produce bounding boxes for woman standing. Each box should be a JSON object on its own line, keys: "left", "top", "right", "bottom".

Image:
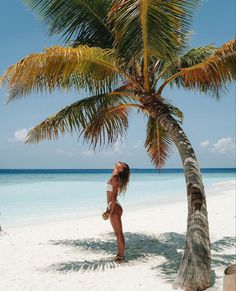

{"left": 102, "top": 161, "right": 130, "bottom": 262}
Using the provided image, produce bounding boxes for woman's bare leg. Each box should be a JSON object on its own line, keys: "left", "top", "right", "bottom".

{"left": 110, "top": 206, "right": 125, "bottom": 257}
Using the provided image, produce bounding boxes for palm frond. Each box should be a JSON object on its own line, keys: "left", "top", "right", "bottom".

{"left": 179, "top": 38, "right": 236, "bottom": 96}
{"left": 140, "top": 0, "right": 150, "bottom": 92}
{"left": 25, "top": 92, "right": 140, "bottom": 148}
{"left": 163, "top": 99, "right": 184, "bottom": 123}
{"left": 145, "top": 116, "right": 174, "bottom": 168}
{"left": 159, "top": 45, "right": 218, "bottom": 87}
{"left": 0, "top": 46, "right": 133, "bottom": 101}
{"left": 180, "top": 45, "right": 218, "bottom": 68}
{"left": 109, "top": 0, "right": 200, "bottom": 62}
{"left": 82, "top": 105, "right": 129, "bottom": 149}
{"left": 23, "top": 0, "right": 114, "bottom": 48}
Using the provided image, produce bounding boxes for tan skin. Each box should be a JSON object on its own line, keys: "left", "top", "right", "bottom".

{"left": 102, "top": 162, "right": 125, "bottom": 260}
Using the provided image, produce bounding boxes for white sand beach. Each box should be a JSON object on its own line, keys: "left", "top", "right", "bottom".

{"left": 0, "top": 181, "right": 235, "bottom": 291}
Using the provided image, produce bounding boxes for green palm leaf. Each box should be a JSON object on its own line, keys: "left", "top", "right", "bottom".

{"left": 23, "top": 0, "right": 114, "bottom": 48}
{"left": 157, "top": 39, "right": 236, "bottom": 96}
{"left": 0, "top": 46, "right": 134, "bottom": 101}
{"left": 163, "top": 99, "right": 184, "bottom": 123}
{"left": 109, "top": 0, "right": 200, "bottom": 63}
{"left": 25, "top": 92, "right": 141, "bottom": 147}
{"left": 180, "top": 38, "right": 236, "bottom": 96}
{"left": 180, "top": 45, "right": 218, "bottom": 68}
{"left": 160, "top": 45, "right": 218, "bottom": 87}
{"left": 145, "top": 116, "right": 174, "bottom": 168}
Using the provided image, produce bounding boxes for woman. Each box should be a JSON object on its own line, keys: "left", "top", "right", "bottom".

{"left": 102, "top": 161, "right": 130, "bottom": 262}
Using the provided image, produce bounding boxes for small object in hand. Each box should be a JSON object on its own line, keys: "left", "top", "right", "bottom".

{"left": 102, "top": 211, "right": 110, "bottom": 220}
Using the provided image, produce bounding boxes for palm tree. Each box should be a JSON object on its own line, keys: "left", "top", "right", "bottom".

{"left": 1, "top": 0, "right": 236, "bottom": 289}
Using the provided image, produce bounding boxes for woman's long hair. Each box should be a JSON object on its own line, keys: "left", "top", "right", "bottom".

{"left": 117, "top": 162, "right": 130, "bottom": 194}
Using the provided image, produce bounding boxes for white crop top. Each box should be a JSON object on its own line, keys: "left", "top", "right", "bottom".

{"left": 105, "top": 183, "right": 113, "bottom": 192}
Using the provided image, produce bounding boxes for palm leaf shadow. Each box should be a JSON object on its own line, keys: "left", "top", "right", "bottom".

{"left": 211, "top": 236, "right": 236, "bottom": 268}
{"left": 48, "top": 232, "right": 235, "bottom": 285}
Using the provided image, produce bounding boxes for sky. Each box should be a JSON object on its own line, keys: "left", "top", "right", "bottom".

{"left": 0, "top": 0, "right": 235, "bottom": 169}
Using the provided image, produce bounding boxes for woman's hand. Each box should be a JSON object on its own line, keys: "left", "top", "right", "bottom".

{"left": 102, "top": 211, "right": 110, "bottom": 220}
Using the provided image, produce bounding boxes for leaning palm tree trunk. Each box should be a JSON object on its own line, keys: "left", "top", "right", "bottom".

{"left": 146, "top": 99, "right": 211, "bottom": 290}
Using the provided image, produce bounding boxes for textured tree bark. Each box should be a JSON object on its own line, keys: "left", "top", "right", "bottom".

{"left": 146, "top": 99, "right": 211, "bottom": 291}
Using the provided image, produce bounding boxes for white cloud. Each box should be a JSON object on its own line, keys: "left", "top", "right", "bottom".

{"left": 211, "top": 137, "right": 235, "bottom": 154}
{"left": 79, "top": 137, "right": 144, "bottom": 159}
{"left": 56, "top": 148, "right": 75, "bottom": 157}
{"left": 133, "top": 139, "right": 142, "bottom": 149}
{"left": 8, "top": 128, "right": 29, "bottom": 143}
{"left": 80, "top": 137, "right": 136, "bottom": 159}
{"left": 112, "top": 139, "right": 127, "bottom": 153}
{"left": 81, "top": 150, "right": 95, "bottom": 157}
{"left": 200, "top": 140, "right": 210, "bottom": 148}
{"left": 96, "top": 140, "right": 127, "bottom": 158}
{"left": 200, "top": 137, "right": 235, "bottom": 155}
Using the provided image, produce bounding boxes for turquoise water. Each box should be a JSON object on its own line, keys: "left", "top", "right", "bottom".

{"left": 0, "top": 169, "right": 235, "bottom": 227}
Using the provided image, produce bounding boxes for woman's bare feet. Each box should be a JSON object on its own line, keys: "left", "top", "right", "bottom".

{"left": 114, "top": 255, "right": 125, "bottom": 263}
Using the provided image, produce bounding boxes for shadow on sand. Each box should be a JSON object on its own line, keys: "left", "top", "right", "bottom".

{"left": 48, "top": 232, "right": 235, "bottom": 285}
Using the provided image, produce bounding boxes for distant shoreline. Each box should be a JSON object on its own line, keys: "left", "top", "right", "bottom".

{"left": 0, "top": 168, "right": 235, "bottom": 174}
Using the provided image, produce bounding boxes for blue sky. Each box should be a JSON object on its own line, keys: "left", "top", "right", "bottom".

{"left": 0, "top": 0, "right": 235, "bottom": 169}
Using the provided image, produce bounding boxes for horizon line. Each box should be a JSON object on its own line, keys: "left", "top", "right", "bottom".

{"left": 0, "top": 167, "right": 235, "bottom": 170}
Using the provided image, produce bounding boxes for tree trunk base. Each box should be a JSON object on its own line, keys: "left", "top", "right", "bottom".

{"left": 173, "top": 206, "right": 211, "bottom": 291}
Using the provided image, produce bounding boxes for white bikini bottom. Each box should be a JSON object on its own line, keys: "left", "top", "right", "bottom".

{"left": 107, "top": 200, "right": 123, "bottom": 211}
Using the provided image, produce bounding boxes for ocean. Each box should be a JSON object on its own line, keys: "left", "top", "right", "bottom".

{"left": 0, "top": 168, "right": 235, "bottom": 227}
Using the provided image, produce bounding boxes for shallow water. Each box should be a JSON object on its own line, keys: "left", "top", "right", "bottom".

{"left": 0, "top": 169, "right": 235, "bottom": 226}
